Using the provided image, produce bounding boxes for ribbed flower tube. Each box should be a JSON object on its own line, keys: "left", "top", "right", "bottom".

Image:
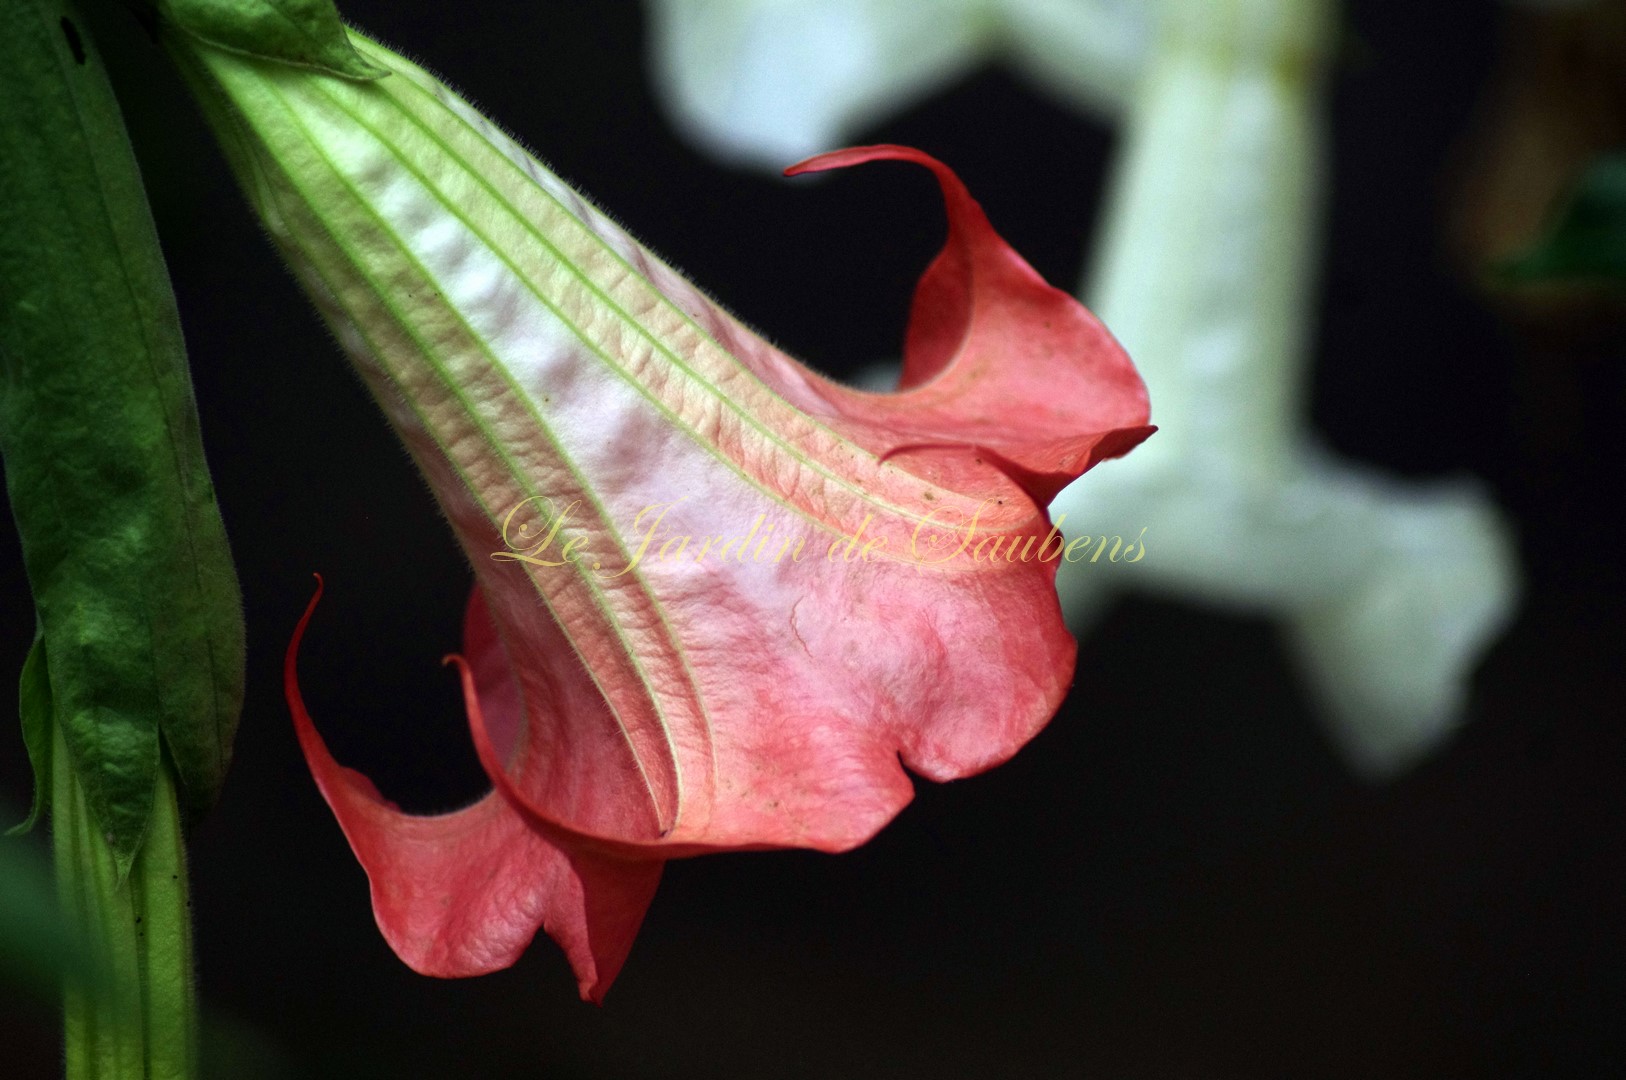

{"left": 174, "top": 31, "right": 1151, "bottom": 999}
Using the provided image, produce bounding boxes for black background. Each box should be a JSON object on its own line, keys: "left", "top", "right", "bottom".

{"left": 4, "top": 0, "right": 1625, "bottom": 1076}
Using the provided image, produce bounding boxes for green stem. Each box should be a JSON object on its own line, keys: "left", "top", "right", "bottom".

{"left": 53, "top": 721, "right": 198, "bottom": 1080}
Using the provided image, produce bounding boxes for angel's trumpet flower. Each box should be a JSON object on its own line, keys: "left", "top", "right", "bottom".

{"left": 178, "top": 31, "right": 1150, "bottom": 1000}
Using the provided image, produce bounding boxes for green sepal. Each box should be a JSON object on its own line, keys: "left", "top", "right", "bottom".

{"left": 1502, "top": 152, "right": 1626, "bottom": 285}
{"left": 7, "top": 633, "right": 53, "bottom": 835}
{"left": 0, "top": 0, "right": 245, "bottom": 873}
{"left": 157, "top": 0, "right": 388, "bottom": 80}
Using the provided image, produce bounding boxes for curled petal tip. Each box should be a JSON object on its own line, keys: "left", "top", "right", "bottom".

{"left": 783, "top": 143, "right": 952, "bottom": 178}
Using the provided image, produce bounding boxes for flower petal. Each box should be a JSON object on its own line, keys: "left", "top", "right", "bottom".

{"left": 285, "top": 578, "right": 661, "bottom": 1002}
{"left": 786, "top": 145, "right": 1154, "bottom": 505}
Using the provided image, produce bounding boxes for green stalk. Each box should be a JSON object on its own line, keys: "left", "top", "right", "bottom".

{"left": 53, "top": 721, "right": 197, "bottom": 1079}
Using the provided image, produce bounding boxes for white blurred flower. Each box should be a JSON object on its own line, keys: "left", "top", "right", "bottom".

{"left": 1052, "top": 0, "right": 1517, "bottom": 777}
{"left": 646, "top": 0, "right": 1151, "bottom": 168}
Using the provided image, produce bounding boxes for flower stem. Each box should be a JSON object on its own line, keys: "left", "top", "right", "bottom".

{"left": 53, "top": 721, "right": 197, "bottom": 1080}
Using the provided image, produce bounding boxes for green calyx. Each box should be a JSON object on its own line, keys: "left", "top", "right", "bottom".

{"left": 157, "top": 0, "right": 388, "bottom": 80}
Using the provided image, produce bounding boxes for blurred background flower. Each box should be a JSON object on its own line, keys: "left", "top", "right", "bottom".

{"left": 3, "top": 0, "right": 1623, "bottom": 1076}
{"left": 647, "top": 0, "right": 1148, "bottom": 167}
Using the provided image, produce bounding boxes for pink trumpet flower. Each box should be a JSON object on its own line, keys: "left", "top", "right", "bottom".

{"left": 196, "top": 34, "right": 1153, "bottom": 1000}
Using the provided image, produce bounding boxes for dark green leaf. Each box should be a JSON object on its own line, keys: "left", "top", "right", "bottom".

{"left": 0, "top": 0, "right": 245, "bottom": 872}
{"left": 1503, "top": 152, "right": 1626, "bottom": 285}
{"left": 158, "top": 0, "right": 388, "bottom": 80}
